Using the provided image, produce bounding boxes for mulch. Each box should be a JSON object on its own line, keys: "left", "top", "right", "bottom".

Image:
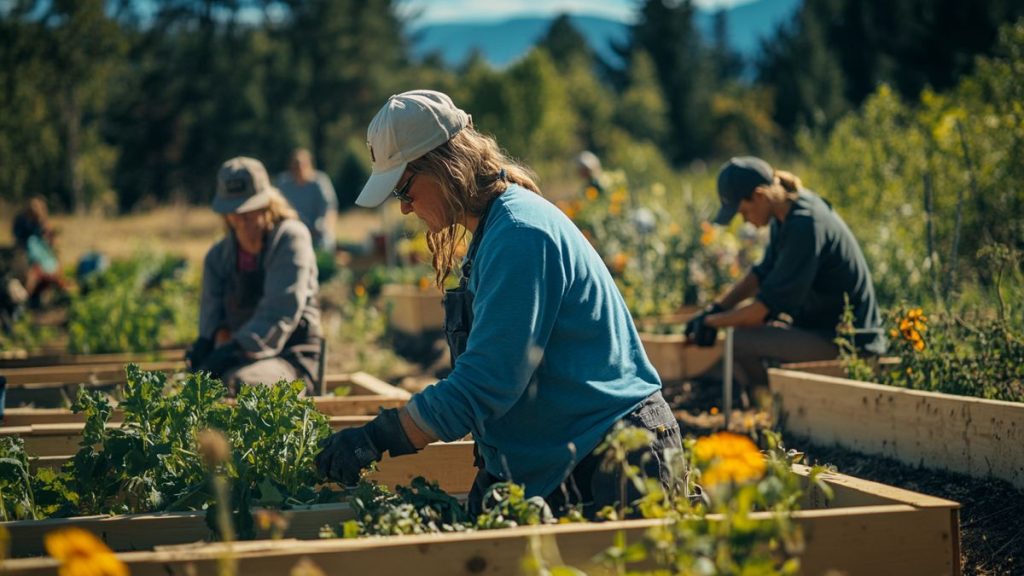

{"left": 665, "top": 377, "right": 1024, "bottom": 576}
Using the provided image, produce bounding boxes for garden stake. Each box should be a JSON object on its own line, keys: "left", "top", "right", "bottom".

{"left": 723, "top": 327, "right": 733, "bottom": 431}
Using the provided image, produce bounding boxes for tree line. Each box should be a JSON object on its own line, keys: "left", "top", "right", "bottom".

{"left": 0, "top": 0, "right": 1020, "bottom": 213}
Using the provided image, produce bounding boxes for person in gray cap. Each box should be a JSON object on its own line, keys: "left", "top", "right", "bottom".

{"left": 315, "top": 90, "right": 682, "bottom": 519}
{"left": 685, "top": 156, "right": 886, "bottom": 402}
{"left": 186, "top": 156, "right": 323, "bottom": 395}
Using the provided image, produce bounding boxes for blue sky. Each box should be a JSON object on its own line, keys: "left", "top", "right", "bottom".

{"left": 404, "top": 0, "right": 756, "bottom": 24}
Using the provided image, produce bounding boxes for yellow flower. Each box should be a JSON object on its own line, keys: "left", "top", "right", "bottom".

{"left": 45, "top": 527, "right": 128, "bottom": 576}
{"left": 693, "top": 432, "right": 766, "bottom": 487}
{"left": 889, "top": 328, "right": 899, "bottom": 339}
{"left": 609, "top": 201, "right": 622, "bottom": 216}
{"left": 354, "top": 284, "right": 366, "bottom": 298}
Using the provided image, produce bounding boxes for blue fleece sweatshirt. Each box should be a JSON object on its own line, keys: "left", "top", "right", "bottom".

{"left": 406, "top": 185, "right": 661, "bottom": 498}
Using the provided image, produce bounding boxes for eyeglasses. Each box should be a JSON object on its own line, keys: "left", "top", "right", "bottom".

{"left": 392, "top": 174, "right": 415, "bottom": 204}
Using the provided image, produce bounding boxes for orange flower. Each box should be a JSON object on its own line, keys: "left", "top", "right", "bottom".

{"left": 45, "top": 527, "right": 128, "bottom": 576}
{"left": 417, "top": 277, "right": 432, "bottom": 291}
{"left": 584, "top": 186, "right": 599, "bottom": 201}
{"left": 611, "top": 253, "right": 629, "bottom": 274}
{"left": 354, "top": 284, "right": 367, "bottom": 298}
{"left": 700, "top": 222, "right": 716, "bottom": 247}
{"left": 693, "top": 432, "right": 766, "bottom": 487}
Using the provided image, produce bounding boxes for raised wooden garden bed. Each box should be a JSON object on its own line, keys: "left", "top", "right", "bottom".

{"left": 770, "top": 367, "right": 1024, "bottom": 491}
{"left": 4, "top": 441, "right": 477, "bottom": 558}
{"left": 380, "top": 283, "right": 445, "bottom": 336}
{"left": 3, "top": 443, "right": 960, "bottom": 575}
{"left": 639, "top": 335, "right": 722, "bottom": 382}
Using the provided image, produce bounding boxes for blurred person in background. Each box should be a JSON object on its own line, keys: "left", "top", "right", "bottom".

{"left": 11, "top": 196, "right": 69, "bottom": 308}
{"left": 685, "top": 156, "right": 886, "bottom": 402}
{"left": 575, "top": 150, "right": 606, "bottom": 196}
{"left": 186, "top": 156, "right": 323, "bottom": 395}
{"left": 276, "top": 148, "right": 338, "bottom": 253}
{"left": 315, "top": 90, "right": 681, "bottom": 519}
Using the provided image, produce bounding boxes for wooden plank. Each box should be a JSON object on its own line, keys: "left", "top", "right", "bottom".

{"left": 0, "top": 349, "right": 186, "bottom": 369}
{"left": 3, "top": 392, "right": 407, "bottom": 427}
{"left": 347, "top": 371, "right": 412, "bottom": 399}
{"left": 2, "top": 504, "right": 958, "bottom": 576}
{"left": 4, "top": 416, "right": 376, "bottom": 458}
{"left": 2, "top": 361, "right": 185, "bottom": 386}
{"left": 780, "top": 357, "right": 900, "bottom": 379}
{"left": 639, "top": 334, "right": 722, "bottom": 382}
{"left": 3, "top": 372, "right": 406, "bottom": 411}
{"left": 5, "top": 503, "right": 359, "bottom": 558}
{"left": 770, "top": 368, "right": 1024, "bottom": 490}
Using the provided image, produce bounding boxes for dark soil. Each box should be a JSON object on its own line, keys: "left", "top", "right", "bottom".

{"left": 665, "top": 376, "right": 1024, "bottom": 576}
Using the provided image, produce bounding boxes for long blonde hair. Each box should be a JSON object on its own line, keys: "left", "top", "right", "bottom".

{"left": 408, "top": 127, "right": 540, "bottom": 287}
{"left": 764, "top": 169, "right": 803, "bottom": 203}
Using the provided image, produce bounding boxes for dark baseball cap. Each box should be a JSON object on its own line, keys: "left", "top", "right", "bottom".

{"left": 713, "top": 156, "right": 774, "bottom": 225}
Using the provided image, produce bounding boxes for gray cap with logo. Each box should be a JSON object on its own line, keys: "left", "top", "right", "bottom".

{"left": 213, "top": 156, "right": 275, "bottom": 214}
{"left": 713, "top": 156, "right": 774, "bottom": 225}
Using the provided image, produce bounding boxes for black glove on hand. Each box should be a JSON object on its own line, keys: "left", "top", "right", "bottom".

{"left": 315, "top": 408, "right": 419, "bottom": 486}
{"left": 685, "top": 303, "right": 723, "bottom": 348}
{"left": 185, "top": 337, "right": 214, "bottom": 370}
{"left": 198, "top": 340, "right": 245, "bottom": 378}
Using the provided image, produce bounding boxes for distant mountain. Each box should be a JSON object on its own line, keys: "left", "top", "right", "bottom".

{"left": 411, "top": 0, "right": 800, "bottom": 70}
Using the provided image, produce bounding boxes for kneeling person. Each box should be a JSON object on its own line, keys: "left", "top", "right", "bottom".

{"left": 187, "top": 157, "right": 323, "bottom": 394}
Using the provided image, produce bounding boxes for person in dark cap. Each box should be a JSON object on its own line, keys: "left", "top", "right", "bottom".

{"left": 315, "top": 90, "right": 681, "bottom": 519}
{"left": 186, "top": 156, "right": 323, "bottom": 394}
{"left": 685, "top": 156, "right": 886, "bottom": 401}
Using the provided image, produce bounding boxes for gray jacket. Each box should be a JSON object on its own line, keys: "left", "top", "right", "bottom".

{"left": 199, "top": 218, "right": 321, "bottom": 359}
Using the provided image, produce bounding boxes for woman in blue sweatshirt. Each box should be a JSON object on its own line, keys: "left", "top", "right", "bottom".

{"left": 316, "top": 90, "right": 681, "bottom": 518}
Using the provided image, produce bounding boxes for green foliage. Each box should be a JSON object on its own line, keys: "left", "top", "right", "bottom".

{"left": 20, "top": 365, "right": 333, "bottom": 526}
{"left": 67, "top": 254, "right": 197, "bottom": 353}
{"left": 798, "top": 22, "right": 1024, "bottom": 306}
{"left": 878, "top": 305, "right": 1023, "bottom": 402}
{"left": 0, "top": 437, "right": 42, "bottom": 521}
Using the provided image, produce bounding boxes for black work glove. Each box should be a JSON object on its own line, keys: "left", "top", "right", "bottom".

{"left": 198, "top": 340, "right": 245, "bottom": 379}
{"left": 685, "top": 303, "right": 723, "bottom": 348}
{"left": 185, "top": 337, "right": 214, "bottom": 370}
{"left": 315, "top": 408, "right": 419, "bottom": 486}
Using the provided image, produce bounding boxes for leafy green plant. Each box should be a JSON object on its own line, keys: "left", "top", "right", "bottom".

{"left": 21, "top": 365, "right": 333, "bottom": 529}
{"left": 0, "top": 437, "right": 41, "bottom": 521}
{"left": 67, "top": 254, "right": 197, "bottom": 353}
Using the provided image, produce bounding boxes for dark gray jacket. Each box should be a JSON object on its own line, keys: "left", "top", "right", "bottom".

{"left": 199, "top": 219, "right": 321, "bottom": 359}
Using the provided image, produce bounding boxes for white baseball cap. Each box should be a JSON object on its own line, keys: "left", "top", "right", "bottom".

{"left": 355, "top": 90, "right": 471, "bottom": 208}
